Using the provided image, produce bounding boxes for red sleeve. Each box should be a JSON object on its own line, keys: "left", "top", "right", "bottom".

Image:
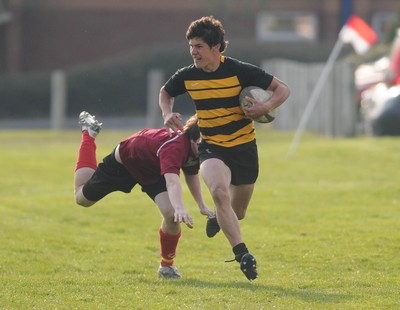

{"left": 158, "top": 141, "right": 187, "bottom": 176}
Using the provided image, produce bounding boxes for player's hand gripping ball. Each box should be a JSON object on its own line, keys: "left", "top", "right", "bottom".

{"left": 239, "top": 86, "right": 276, "bottom": 123}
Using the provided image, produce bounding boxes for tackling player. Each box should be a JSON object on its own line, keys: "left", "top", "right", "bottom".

{"left": 74, "top": 111, "right": 213, "bottom": 279}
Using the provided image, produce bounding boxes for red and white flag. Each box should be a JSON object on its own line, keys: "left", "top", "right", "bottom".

{"left": 339, "top": 15, "right": 377, "bottom": 54}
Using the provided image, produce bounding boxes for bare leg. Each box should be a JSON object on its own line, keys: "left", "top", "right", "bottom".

{"left": 230, "top": 184, "right": 254, "bottom": 220}
{"left": 155, "top": 191, "right": 181, "bottom": 235}
{"left": 74, "top": 127, "right": 98, "bottom": 207}
{"left": 155, "top": 192, "right": 181, "bottom": 272}
{"left": 73, "top": 111, "right": 103, "bottom": 207}
{"left": 74, "top": 167, "right": 96, "bottom": 207}
{"left": 201, "top": 158, "right": 242, "bottom": 247}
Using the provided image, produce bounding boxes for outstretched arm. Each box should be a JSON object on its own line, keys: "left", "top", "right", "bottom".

{"left": 184, "top": 173, "right": 214, "bottom": 217}
{"left": 164, "top": 172, "right": 193, "bottom": 228}
{"left": 159, "top": 86, "right": 184, "bottom": 134}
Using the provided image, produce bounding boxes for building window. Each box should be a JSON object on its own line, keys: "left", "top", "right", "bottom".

{"left": 256, "top": 11, "right": 318, "bottom": 42}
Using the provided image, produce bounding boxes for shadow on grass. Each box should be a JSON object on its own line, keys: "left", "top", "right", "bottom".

{"left": 142, "top": 277, "right": 356, "bottom": 303}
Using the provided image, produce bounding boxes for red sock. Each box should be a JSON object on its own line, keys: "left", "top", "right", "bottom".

{"left": 75, "top": 130, "right": 97, "bottom": 171}
{"left": 159, "top": 228, "right": 181, "bottom": 267}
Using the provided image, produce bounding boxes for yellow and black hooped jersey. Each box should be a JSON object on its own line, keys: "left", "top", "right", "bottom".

{"left": 164, "top": 56, "right": 274, "bottom": 149}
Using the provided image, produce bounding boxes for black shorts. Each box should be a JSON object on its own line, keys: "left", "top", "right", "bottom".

{"left": 82, "top": 150, "right": 167, "bottom": 202}
{"left": 198, "top": 141, "right": 259, "bottom": 185}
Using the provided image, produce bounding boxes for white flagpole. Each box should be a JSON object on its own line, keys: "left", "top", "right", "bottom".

{"left": 287, "top": 38, "right": 345, "bottom": 158}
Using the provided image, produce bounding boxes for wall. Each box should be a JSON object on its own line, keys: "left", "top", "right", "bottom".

{"left": 1, "top": 0, "right": 399, "bottom": 73}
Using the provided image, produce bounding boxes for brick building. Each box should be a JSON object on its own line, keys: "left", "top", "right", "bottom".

{"left": 0, "top": 0, "right": 399, "bottom": 73}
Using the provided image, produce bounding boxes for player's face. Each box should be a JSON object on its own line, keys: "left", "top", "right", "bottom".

{"left": 189, "top": 38, "right": 220, "bottom": 72}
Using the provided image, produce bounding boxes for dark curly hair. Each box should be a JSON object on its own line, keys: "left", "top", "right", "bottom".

{"left": 186, "top": 16, "right": 228, "bottom": 53}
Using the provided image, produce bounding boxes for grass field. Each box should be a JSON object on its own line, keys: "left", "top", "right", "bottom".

{"left": 0, "top": 128, "right": 399, "bottom": 309}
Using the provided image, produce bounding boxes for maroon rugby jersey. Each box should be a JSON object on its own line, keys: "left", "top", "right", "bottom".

{"left": 118, "top": 128, "right": 199, "bottom": 185}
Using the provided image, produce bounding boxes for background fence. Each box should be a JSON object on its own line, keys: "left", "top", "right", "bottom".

{"left": 43, "top": 59, "right": 359, "bottom": 136}
{"left": 263, "top": 59, "right": 358, "bottom": 137}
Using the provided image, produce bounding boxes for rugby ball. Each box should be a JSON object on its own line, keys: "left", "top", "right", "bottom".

{"left": 239, "top": 86, "right": 276, "bottom": 123}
